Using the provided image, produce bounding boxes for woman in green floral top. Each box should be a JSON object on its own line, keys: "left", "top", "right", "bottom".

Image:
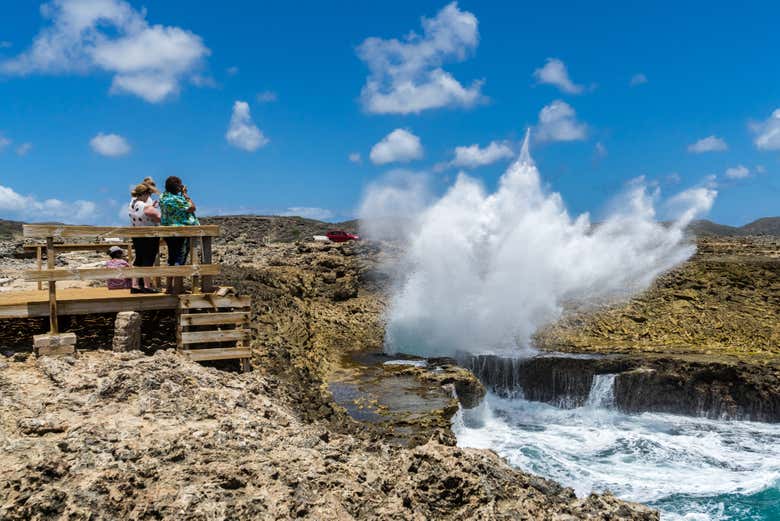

{"left": 160, "top": 176, "right": 199, "bottom": 293}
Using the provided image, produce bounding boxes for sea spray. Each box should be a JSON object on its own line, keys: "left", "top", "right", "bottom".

{"left": 361, "top": 130, "right": 716, "bottom": 357}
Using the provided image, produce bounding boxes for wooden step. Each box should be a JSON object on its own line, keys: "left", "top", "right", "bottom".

{"left": 181, "top": 347, "right": 251, "bottom": 362}
{"left": 180, "top": 329, "right": 249, "bottom": 345}
{"left": 179, "top": 311, "right": 249, "bottom": 327}
{"left": 178, "top": 294, "right": 251, "bottom": 310}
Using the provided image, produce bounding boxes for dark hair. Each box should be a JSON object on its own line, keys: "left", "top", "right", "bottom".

{"left": 165, "top": 176, "right": 183, "bottom": 194}
{"left": 109, "top": 250, "right": 123, "bottom": 259}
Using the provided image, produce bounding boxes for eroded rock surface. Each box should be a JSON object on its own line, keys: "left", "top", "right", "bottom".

{"left": 0, "top": 351, "right": 656, "bottom": 520}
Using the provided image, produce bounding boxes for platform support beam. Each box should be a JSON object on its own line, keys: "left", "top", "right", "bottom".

{"left": 46, "top": 237, "right": 58, "bottom": 334}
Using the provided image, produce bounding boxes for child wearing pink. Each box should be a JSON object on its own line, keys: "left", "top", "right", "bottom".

{"left": 106, "top": 247, "right": 132, "bottom": 290}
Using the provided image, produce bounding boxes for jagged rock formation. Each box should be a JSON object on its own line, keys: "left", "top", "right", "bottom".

{"left": 0, "top": 351, "right": 656, "bottom": 520}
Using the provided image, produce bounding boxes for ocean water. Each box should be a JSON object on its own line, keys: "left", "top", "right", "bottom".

{"left": 453, "top": 376, "right": 780, "bottom": 520}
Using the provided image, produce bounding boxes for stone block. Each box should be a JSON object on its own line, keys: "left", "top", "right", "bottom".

{"left": 113, "top": 311, "right": 142, "bottom": 352}
{"left": 33, "top": 333, "right": 77, "bottom": 357}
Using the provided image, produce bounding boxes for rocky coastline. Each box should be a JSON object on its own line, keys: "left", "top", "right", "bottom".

{"left": 2, "top": 216, "right": 779, "bottom": 519}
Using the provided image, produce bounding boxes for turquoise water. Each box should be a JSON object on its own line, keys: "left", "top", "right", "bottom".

{"left": 453, "top": 388, "right": 780, "bottom": 520}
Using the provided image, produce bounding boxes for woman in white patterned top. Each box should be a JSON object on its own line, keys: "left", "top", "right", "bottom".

{"left": 128, "top": 182, "right": 161, "bottom": 293}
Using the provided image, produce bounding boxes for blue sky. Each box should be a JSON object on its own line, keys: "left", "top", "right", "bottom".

{"left": 0, "top": 0, "right": 778, "bottom": 225}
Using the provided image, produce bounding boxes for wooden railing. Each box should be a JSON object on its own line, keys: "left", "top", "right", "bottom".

{"left": 23, "top": 225, "right": 220, "bottom": 334}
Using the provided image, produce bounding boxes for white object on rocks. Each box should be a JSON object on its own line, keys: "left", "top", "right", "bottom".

{"left": 313, "top": 235, "right": 330, "bottom": 242}
{"left": 113, "top": 311, "right": 141, "bottom": 352}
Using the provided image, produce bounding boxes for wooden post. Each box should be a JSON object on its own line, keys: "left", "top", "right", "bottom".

{"left": 190, "top": 237, "right": 200, "bottom": 293}
{"left": 154, "top": 239, "right": 162, "bottom": 289}
{"left": 36, "top": 246, "right": 43, "bottom": 290}
{"left": 201, "top": 236, "right": 214, "bottom": 293}
{"left": 46, "top": 236, "right": 58, "bottom": 333}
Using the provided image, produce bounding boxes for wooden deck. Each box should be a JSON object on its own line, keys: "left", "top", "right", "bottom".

{"left": 0, "top": 287, "right": 179, "bottom": 319}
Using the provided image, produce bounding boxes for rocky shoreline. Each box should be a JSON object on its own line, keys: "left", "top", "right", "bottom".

{"left": 2, "top": 216, "right": 779, "bottom": 519}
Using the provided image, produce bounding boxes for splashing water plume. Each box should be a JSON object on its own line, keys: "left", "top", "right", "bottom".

{"left": 361, "top": 130, "right": 716, "bottom": 357}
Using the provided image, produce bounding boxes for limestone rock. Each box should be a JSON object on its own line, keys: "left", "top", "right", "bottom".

{"left": 112, "top": 311, "right": 141, "bottom": 352}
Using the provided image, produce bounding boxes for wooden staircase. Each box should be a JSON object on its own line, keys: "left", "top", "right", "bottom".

{"left": 177, "top": 290, "right": 252, "bottom": 371}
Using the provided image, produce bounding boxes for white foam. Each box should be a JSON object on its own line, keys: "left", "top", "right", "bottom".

{"left": 364, "top": 130, "right": 716, "bottom": 357}
{"left": 454, "top": 394, "right": 780, "bottom": 519}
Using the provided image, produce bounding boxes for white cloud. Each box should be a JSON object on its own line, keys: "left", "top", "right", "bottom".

{"left": 226, "top": 66, "right": 239, "bottom": 76}
{"left": 256, "top": 90, "right": 277, "bottom": 103}
{"left": 0, "top": 41, "right": 11, "bottom": 49}
{"left": 349, "top": 152, "right": 362, "bottom": 164}
{"left": 90, "top": 132, "right": 130, "bottom": 157}
{"left": 281, "top": 207, "right": 335, "bottom": 221}
{"left": 370, "top": 129, "right": 423, "bottom": 165}
{"left": 751, "top": 109, "right": 780, "bottom": 150}
{"left": 688, "top": 135, "right": 728, "bottom": 153}
{"left": 756, "top": 164, "right": 766, "bottom": 174}
{"left": 630, "top": 73, "right": 647, "bottom": 86}
{"left": 0, "top": 0, "right": 209, "bottom": 103}
{"left": 226, "top": 100, "right": 268, "bottom": 152}
{"left": 356, "top": 2, "right": 483, "bottom": 114}
{"left": 0, "top": 135, "right": 10, "bottom": 150}
{"left": 448, "top": 141, "right": 513, "bottom": 169}
{"left": 665, "top": 172, "right": 682, "bottom": 185}
{"left": 16, "top": 143, "right": 32, "bottom": 156}
{"left": 535, "top": 100, "right": 587, "bottom": 142}
{"left": 724, "top": 165, "right": 750, "bottom": 179}
{"left": 533, "top": 58, "right": 583, "bottom": 94}
{"left": 0, "top": 183, "right": 97, "bottom": 222}
{"left": 594, "top": 142, "right": 607, "bottom": 158}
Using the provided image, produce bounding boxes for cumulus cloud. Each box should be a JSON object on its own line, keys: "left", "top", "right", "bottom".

{"left": 630, "top": 73, "right": 647, "bottom": 86}
{"left": 349, "top": 152, "right": 362, "bottom": 164}
{"left": 594, "top": 142, "right": 607, "bottom": 158}
{"left": 356, "top": 2, "right": 483, "bottom": 114}
{"left": 448, "top": 141, "right": 513, "bottom": 169}
{"left": 0, "top": 135, "right": 10, "bottom": 150}
{"left": 0, "top": 0, "right": 210, "bottom": 103}
{"left": 16, "top": 143, "right": 32, "bottom": 156}
{"left": 370, "top": 129, "right": 424, "bottom": 165}
{"left": 226, "top": 101, "right": 268, "bottom": 152}
{"left": 256, "top": 90, "right": 277, "bottom": 103}
{"left": 0, "top": 183, "right": 97, "bottom": 222}
{"left": 226, "top": 66, "right": 239, "bottom": 76}
{"left": 688, "top": 135, "right": 728, "bottom": 153}
{"left": 724, "top": 165, "right": 750, "bottom": 179}
{"left": 751, "top": 109, "right": 780, "bottom": 150}
{"left": 535, "top": 100, "right": 587, "bottom": 142}
{"left": 90, "top": 132, "right": 130, "bottom": 157}
{"left": 281, "top": 207, "right": 334, "bottom": 221}
{"left": 533, "top": 58, "right": 583, "bottom": 94}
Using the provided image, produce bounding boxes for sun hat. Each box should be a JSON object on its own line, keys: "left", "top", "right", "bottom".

{"left": 108, "top": 245, "right": 124, "bottom": 255}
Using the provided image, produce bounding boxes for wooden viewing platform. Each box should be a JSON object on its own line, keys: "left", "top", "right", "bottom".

{"left": 2, "top": 224, "right": 253, "bottom": 369}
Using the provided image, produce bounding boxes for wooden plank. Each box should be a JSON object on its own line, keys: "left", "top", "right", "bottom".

{"left": 182, "top": 347, "right": 251, "bottom": 362}
{"left": 179, "top": 311, "right": 249, "bottom": 326}
{"left": 179, "top": 294, "right": 251, "bottom": 310}
{"left": 180, "top": 329, "right": 249, "bottom": 344}
{"left": 24, "top": 264, "right": 220, "bottom": 282}
{"left": 201, "top": 236, "right": 214, "bottom": 293}
{"left": 33, "top": 332, "right": 77, "bottom": 347}
{"left": 46, "top": 237, "right": 58, "bottom": 333}
{"left": 0, "top": 288, "right": 179, "bottom": 318}
{"left": 24, "top": 243, "right": 131, "bottom": 252}
{"left": 36, "top": 246, "right": 42, "bottom": 290}
{"left": 24, "top": 225, "right": 220, "bottom": 239}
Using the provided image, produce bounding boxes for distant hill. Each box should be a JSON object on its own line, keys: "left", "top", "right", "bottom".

{"left": 688, "top": 217, "right": 780, "bottom": 237}
{"left": 0, "top": 219, "right": 23, "bottom": 239}
{"left": 201, "top": 215, "right": 358, "bottom": 243}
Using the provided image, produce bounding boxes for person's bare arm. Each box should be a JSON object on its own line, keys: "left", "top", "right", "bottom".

{"left": 186, "top": 198, "right": 197, "bottom": 213}
{"left": 143, "top": 205, "right": 161, "bottom": 222}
